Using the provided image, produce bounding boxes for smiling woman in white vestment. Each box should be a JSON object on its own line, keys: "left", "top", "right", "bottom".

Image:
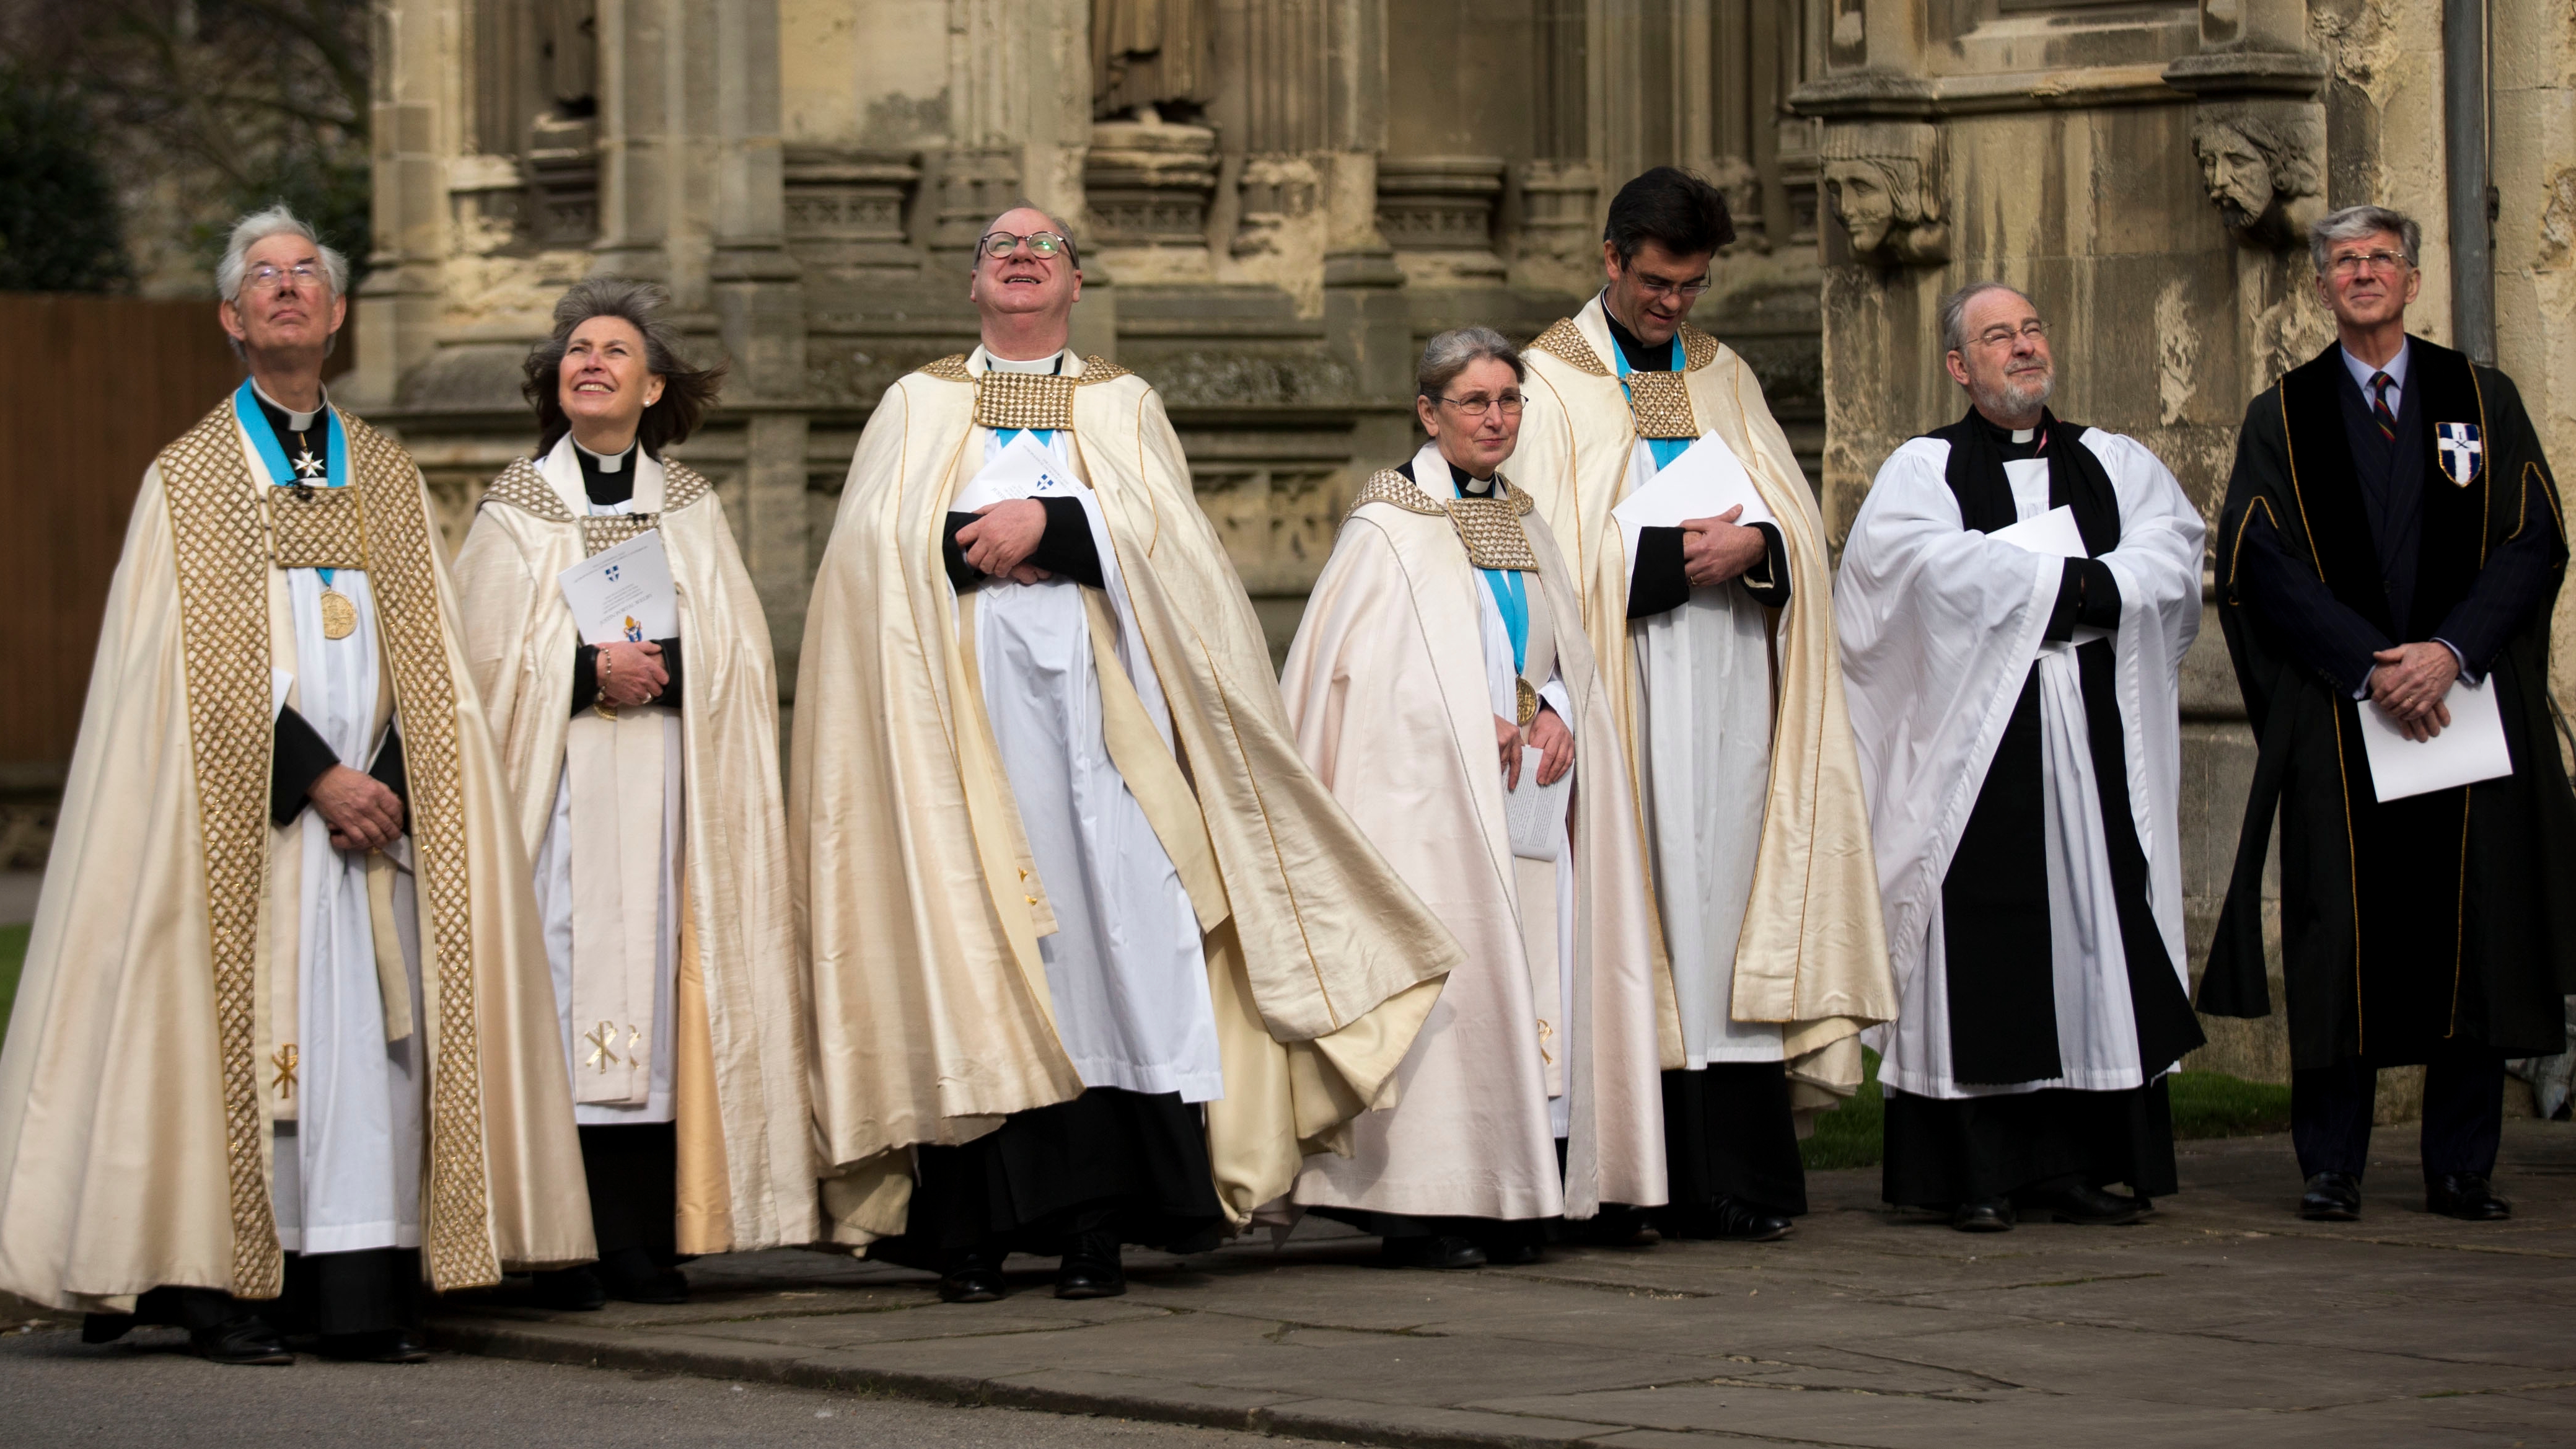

{"left": 1280, "top": 328, "right": 1668, "bottom": 1268}
{"left": 453, "top": 280, "right": 817, "bottom": 1308}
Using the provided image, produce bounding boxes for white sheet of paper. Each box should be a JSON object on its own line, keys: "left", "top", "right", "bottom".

{"left": 1986, "top": 505, "right": 2087, "bottom": 558}
{"left": 1610, "top": 433, "right": 1774, "bottom": 564}
{"left": 951, "top": 430, "right": 1084, "bottom": 514}
{"left": 558, "top": 529, "right": 678, "bottom": 646}
{"left": 1506, "top": 746, "right": 1572, "bottom": 861}
{"left": 2357, "top": 676, "right": 2515, "bottom": 802}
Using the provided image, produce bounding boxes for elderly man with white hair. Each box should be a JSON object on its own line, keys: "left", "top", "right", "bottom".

{"left": 0, "top": 207, "right": 590, "bottom": 1363}
{"left": 1837, "top": 281, "right": 2206, "bottom": 1234}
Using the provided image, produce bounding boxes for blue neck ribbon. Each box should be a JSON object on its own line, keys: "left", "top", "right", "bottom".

{"left": 995, "top": 428, "right": 1059, "bottom": 452}
{"left": 1612, "top": 334, "right": 1693, "bottom": 472}
{"left": 1443, "top": 464, "right": 1529, "bottom": 673}
{"left": 234, "top": 378, "right": 350, "bottom": 583}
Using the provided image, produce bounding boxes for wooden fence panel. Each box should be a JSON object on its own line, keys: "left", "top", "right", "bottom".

{"left": 0, "top": 294, "right": 352, "bottom": 770}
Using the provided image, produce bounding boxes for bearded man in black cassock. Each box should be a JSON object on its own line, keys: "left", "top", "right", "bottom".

{"left": 2206, "top": 203, "right": 2576, "bottom": 1223}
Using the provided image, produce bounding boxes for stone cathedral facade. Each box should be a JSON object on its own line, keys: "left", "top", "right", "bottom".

{"left": 352, "top": 0, "right": 2575, "bottom": 1078}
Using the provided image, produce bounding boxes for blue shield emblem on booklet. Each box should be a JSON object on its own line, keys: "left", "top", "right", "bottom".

{"left": 2435, "top": 421, "right": 2483, "bottom": 487}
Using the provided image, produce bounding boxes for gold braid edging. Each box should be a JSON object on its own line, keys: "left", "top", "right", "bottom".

{"left": 479, "top": 457, "right": 719, "bottom": 556}
{"left": 1349, "top": 467, "right": 1539, "bottom": 570}
{"left": 158, "top": 403, "right": 288, "bottom": 1300}
{"left": 344, "top": 414, "right": 500, "bottom": 1291}
{"left": 1529, "top": 318, "right": 1609, "bottom": 376}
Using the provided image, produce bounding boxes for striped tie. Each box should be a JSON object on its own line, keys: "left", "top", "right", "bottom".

{"left": 2370, "top": 371, "right": 2398, "bottom": 443}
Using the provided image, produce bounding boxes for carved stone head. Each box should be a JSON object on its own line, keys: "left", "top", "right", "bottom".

{"left": 1821, "top": 123, "right": 1946, "bottom": 266}
{"left": 2190, "top": 105, "right": 2324, "bottom": 249}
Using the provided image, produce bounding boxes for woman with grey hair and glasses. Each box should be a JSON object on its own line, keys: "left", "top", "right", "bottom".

{"left": 453, "top": 278, "right": 817, "bottom": 1308}
{"left": 1278, "top": 327, "right": 1666, "bottom": 1269}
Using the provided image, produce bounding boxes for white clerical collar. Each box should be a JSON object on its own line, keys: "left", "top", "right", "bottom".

{"left": 2011, "top": 427, "right": 2036, "bottom": 444}
{"left": 574, "top": 438, "right": 631, "bottom": 472}
{"left": 251, "top": 378, "right": 324, "bottom": 433}
{"left": 983, "top": 350, "right": 1066, "bottom": 375}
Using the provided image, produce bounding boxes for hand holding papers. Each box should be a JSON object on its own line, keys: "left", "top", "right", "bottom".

{"left": 2358, "top": 676, "right": 2515, "bottom": 801}
{"left": 1506, "top": 746, "right": 1572, "bottom": 861}
{"left": 951, "top": 431, "right": 1084, "bottom": 513}
{"left": 558, "top": 529, "right": 678, "bottom": 646}
{"left": 1611, "top": 433, "right": 1774, "bottom": 565}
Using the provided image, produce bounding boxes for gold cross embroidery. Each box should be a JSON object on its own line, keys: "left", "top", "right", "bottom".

{"left": 1535, "top": 1019, "right": 1556, "bottom": 1065}
{"left": 270, "top": 1044, "right": 299, "bottom": 1098}
{"left": 584, "top": 1021, "right": 622, "bottom": 1073}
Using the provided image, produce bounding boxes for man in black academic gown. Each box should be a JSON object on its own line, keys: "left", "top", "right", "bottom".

{"left": 2207, "top": 203, "right": 2576, "bottom": 1223}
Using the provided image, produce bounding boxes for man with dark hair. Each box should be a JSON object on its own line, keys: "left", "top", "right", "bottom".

{"left": 2205, "top": 204, "right": 2576, "bottom": 1223}
{"left": 1512, "top": 167, "right": 1894, "bottom": 1246}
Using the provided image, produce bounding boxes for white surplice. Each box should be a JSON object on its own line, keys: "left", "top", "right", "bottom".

{"left": 962, "top": 351, "right": 1221, "bottom": 1104}
{"left": 250, "top": 392, "right": 426, "bottom": 1256}
{"left": 529, "top": 437, "right": 684, "bottom": 1125}
{"left": 1621, "top": 439, "right": 1786, "bottom": 1066}
{"left": 1837, "top": 429, "right": 2203, "bottom": 1099}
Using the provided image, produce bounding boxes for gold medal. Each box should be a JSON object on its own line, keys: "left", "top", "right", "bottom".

{"left": 319, "top": 588, "right": 358, "bottom": 640}
{"left": 1515, "top": 677, "right": 1540, "bottom": 728}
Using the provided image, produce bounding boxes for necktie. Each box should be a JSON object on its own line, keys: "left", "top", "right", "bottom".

{"left": 2370, "top": 371, "right": 2398, "bottom": 443}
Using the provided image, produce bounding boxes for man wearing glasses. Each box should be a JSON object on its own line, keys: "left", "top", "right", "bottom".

{"left": 1837, "top": 282, "right": 2206, "bottom": 1233}
{"left": 1512, "top": 167, "right": 1894, "bottom": 1246}
{"left": 793, "top": 207, "right": 1457, "bottom": 1302}
{"left": 2204, "top": 205, "right": 2575, "bottom": 1224}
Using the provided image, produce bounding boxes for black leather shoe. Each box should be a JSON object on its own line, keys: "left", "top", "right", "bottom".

{"left": 2299, "top": 1171, "right": 2363, "bottom": 1221}
{"left": 1380, "top": 1234, "right": 1486, "bottom": 1269}
{"left": 2044, "top": 1184, "right": 2148, "bottom": 1227}
{"left": 1480, "top": 1238, "right": 1545, "bottom": 1266}
{"left": 1708, "top": 1197, "right": 1796, "bottom": 1243}
{"left": 2427, "top": 1173, "right": 2512, "bottom": 1221}
{"left": 190, "top": 1315, "right": 294, "bottom": 1366}
{"left": 530, "top": 1265, "right": 609, "bottom": 1311}
{"left": 1951, "top": 1197, "right": 2016, "bottom": 1233}
{"left": 938, "top": 1248, "right": 1009, "bottom": 1303}
{"left": 1055, "top": 1233, "right": 1127, "bottom": 1300}
{"left": 317, "top": 1329, "right": 429, "bottom": 1363}
{"left": 1567, "top": 1205, "right": 1659, "bottom": 1248}
{"left": 596, "top": 1246, "right": 688, "bottom": 1305}
{"left": 80, "top": 1313, "right": 138, "bottom": 1345}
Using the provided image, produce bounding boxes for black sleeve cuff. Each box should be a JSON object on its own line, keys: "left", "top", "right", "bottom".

{"left": 1626, "top": 526, "right": 1691, "bottom": 619}
{"left": 2043, "top": 558, "right": 2085, "bottom": 643}
{"left": 2072, "top": 557, "right": 2121, "bottom": 631}
{"left": 367, "top": 724, "right": 410, "bottom": 835}
{"left": 655, "top": 637, "right": 684, "bottom": 708}
{"left": 942, "top": 512, "right": 981, "bottom": 592}
{"left": 571, "top": 644, "right": 600, "bottom": 715}
{"left": 1026, "top": 495, "right": 1106, "bottom": 588}
{"left": 271, "top": 705, "right": 340, "bottom": 826}
{"left": 1739, "top": 522, "right": 1791, "bottom": 609}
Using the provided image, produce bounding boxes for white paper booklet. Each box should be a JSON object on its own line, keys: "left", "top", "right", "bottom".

{"left": 1610, "top": 433, "right": 1775, "bottom": 563}
{"left": 2357, "top": 676, "right": 2515, "bottom": 802}
{"left": 558, "top": 529, "right": 679, "bottom": 646}
{"left": 951, "top": 431, "right": 1085, "bottom": 514}
{"left": 1506, "top": 746, "right": 1572, "bottom": 861}
{"left": 1987, "top": 504, "right": 2087, "bottom": 559}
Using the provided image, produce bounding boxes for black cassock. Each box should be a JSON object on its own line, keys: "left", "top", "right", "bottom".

{"left": 2206, "top": 337, "right": 2576, "bottom": 1072}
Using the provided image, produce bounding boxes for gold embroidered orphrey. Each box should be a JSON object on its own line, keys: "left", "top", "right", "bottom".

{"left": 1351, "top": 467, "right": 1542, "bottom": 573}
{"left": 1526, "top": 316, "right": 1724, "bottom": 440}
{"left": 918, "top": 353, "right": 1138, "bottom": 434}
{"left": 158, "top": 401, "right": 498, "bottom": 1295}
{"left": 473, "top": 454, "right": 716, "bottom": 558}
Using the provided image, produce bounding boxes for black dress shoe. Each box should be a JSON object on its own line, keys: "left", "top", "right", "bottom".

{"left": 938, "top": 1248, "right": 1009, "bottom": 1303}
{"left": 190, "top": 1315, "right": 294, "bottom": 1366}
{"left": 1055, "top": 1232, "right": 1127, "bottom": 1300}
{"left": 530, "top": 1265, "right": 609, "bottom": 1311}
{"left": 1566, "top": 1205, "right": 1659, "bottom": 1248}
{"left": 80, "top": 1313, "right": 138, "bottom": 1345}
{"left": 2043, "top": 1184, "right": 2148, "bottom": 1227}
{"left": 1951, "top": 1197, "right": 2016, "bottom": 1233}
{"left": 1706, "top": 1197, "right": 1796, "bottom": 1243}
{"left": 1481, "top": 1239, "right": 1545, "bottom": 1266}
{"left": 2427, "top": 1173, "right": 2512, "bottom": 1221}
{"left": 2299, "top": 1171, "right": 2363, "bottom": 1221}
{"left": 596, "top": 1246, "right": 688, "bottom": 1305}
{"left": 317, "top": 1329, "right": 429, "bottom": 1363}
{"left": 1379, "top": 1234, "right": 1486, "bottom": 1269}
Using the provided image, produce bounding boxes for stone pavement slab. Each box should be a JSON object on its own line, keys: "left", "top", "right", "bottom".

{"left": 431, "top": 1122, "right": 2576, "bottom": 1448}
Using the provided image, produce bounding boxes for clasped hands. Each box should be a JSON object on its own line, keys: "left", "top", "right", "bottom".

{"left": 1678, "top": 506, "right": 1767, "bottom": 588}
{"left": 307, "top": 765, "right": 402, "bottom": 853}
{"left": 2368, "top": 640, "right": 2459, "bottom": 742}
{"left": 1494, "top": 705, "right": 1574, "bottom": 791}
{"left": 956, "top": 498, "right": 1054, "bottom": 585}
{"left": 597, "top": 640, "right": 669, "bottom": 709}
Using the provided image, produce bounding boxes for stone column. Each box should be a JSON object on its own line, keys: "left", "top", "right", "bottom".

{"left": 592, "top": 0, "right": 721, "bottom": 302}
{"left": 2489, "top": 0, "right": 2576, "bottom": 711}
{"left": 706, "top": 0, "right": 809, "bottom": 694}
{"left": 354, "top": 0, "right": 464, "bottom": 411}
